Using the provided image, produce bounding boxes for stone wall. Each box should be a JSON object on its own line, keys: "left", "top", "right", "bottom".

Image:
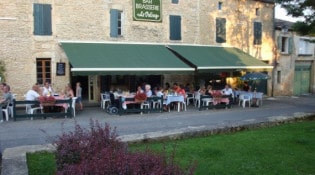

{"left": 0, "top": 0, "right": 275, "bottom": 99}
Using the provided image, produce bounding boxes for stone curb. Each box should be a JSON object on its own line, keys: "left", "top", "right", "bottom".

{"left": 2, "top": 113, "right": 314, "bottom": 175}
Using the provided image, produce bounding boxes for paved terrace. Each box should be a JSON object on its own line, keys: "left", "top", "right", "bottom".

{"left": 1, "top": 95, "right": 315, "bottom": 175}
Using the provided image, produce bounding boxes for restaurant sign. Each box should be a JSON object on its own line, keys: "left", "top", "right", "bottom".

{"left": 133, "top": 0, "right": 162, "bottom": 22}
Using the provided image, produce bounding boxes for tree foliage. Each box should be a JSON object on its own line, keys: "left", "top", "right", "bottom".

{"left": 0, "top": 60, "right": 5, "bottom": 82}
{"left": 276, "top": 0, "right": 315, "bottom": 36}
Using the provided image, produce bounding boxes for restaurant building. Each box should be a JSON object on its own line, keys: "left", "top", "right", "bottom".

{"left": 0, "top": 0, "right": 274, "bottom": 103}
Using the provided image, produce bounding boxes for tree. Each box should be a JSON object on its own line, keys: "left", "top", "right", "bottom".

{"left": 0, "top": 60, "right": 5, "bottom": 82}
{"left": 276, "top": 0, "right": 315, "bottom": 36}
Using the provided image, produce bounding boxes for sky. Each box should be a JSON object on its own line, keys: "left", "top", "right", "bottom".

{"left": 275, "top": 4, "right": 305, "bottom": 22}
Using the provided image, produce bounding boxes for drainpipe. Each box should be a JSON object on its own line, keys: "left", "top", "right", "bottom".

{"left": 271, "top": 3, "right": 277, "bottom": 97}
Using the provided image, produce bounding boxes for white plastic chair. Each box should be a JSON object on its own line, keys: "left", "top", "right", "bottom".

{"left": 2, "top": 102, "right": 10, "bottom": 121}
{"left": 202, "top": 97, "right": 213, "bottom": 107}
{"left": 26, "top": 104, "right": 43, "bottom": 120}
{"left": 71, "top": 97, "right": 78, "bottom": 117}
{"left": 194, "top": 91, "right": 201, "bottom": 108}
{"left": 152, "top": 99, "right": 162, "bottom": 109}
{"left": 140, "top": 101, "right": 150, "bottom": 114}
{"left": 186, "top": 93, "right": 194, "bottom": 106}
{"left": 239, "top": 94, "right": 251, "bottom": 108}
{"left": 101, "top": 93, "right": 111, "bottom": 110}
{"left": 180, "top": 101, "right": 187, "bottom": 111}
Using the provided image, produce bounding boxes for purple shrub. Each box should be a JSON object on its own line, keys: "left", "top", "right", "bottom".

{"left": 54, "top": 119, "right": 195, "bottom": 175}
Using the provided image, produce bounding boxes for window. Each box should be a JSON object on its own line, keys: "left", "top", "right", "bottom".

{"left": 216, "top": 18, "right": 226, "bottom": 43}
{"left": 218, "top": 2, "right": 223, "bottom": 10}
{"left": 277, "top": 36, "right": 292, "bottom": 54}
{"left": 299, "top": 39, "right": 313, "bottom": 55}
{"left": 169, "top": 15, "right": 181, "bottom": 40}
{"left": 110, "top": 9, "right": 123, "bottom": 37}
{"left": 172, "top": 0, "right": 179, "bottom": 4}
{"left": 36, "top": 58, "right": 51, "bottom": 84}
{"left": 255, "top": 8, "right": 260, "bottom": 16}
{"left": 253, "top": 22, "right": 262, "bottom": 45}
{"left": 33, "top": 3, "right": 52, "bottom": 35}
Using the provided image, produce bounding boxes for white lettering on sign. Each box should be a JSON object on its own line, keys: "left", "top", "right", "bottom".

{"left": 137, "top": 11, "right": 160, "bottom": 20}
{"left": 135, "top": 4, "right": 159, "bottom": 11}
{"left": 143, "top": 0, "right": 153, "bottom": 4}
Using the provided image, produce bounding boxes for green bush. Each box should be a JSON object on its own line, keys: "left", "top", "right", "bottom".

{"left": 0, "top": 60, "right": 5, "bottom": 82}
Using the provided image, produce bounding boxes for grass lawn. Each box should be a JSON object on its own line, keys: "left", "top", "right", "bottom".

{"left": 27, "top": 121, "right": 315, "bottom": 175}
{"left": 26, "top": 151, "right": 56, "bottom": 175}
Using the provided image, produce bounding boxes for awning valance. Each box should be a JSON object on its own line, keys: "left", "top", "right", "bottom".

{"left": 167, "top": 45, "right": 273, "bottom": 72}
{"left": 60, "top": 42, "right": 194, "bottom": 75}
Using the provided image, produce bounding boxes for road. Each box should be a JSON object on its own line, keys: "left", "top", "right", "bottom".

{"left": 1, "top": 95, "right": 315, "bottom": 153}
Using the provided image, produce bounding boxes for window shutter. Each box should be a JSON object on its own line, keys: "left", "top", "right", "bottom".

{"left": 288, "top": 37, "right": 293, "bottom": 54}
{"left": 33, "top": 4, "right": 52, "bottom": 35}
{"left": 43, "top": 4, "right": 52, "bottom": 35}
{"left": 170, "top": 15, "right": 181, "bottom": 40}
{"left": 253, "top": 22, "right": 262, "bottom": 45}
{"left": 216, "top": 18, "right": 226, "bottom": 43}
{"left": 277, "top": 36, "right": 282, "bottom": 50}
{"left": 110, "top": 9, "right": 118, "bottom": 37}
{"left": 172, "top": 0, "right": 179, "bottom": 4}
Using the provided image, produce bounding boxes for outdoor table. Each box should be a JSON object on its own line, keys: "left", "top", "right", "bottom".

{"left": 212, "top": 96, "right": 229, "bottom": 105}
{"left": 166, "top": 95, "right": 185, "bottom": 112}
{"left": 210, "top": 90, "right": 229, "bottom": 106}
{"left": 235, "top": 91, "right": 263, "bottom": 106}
{"left": 40, "top": 96, "right": 68, "bottom": 113}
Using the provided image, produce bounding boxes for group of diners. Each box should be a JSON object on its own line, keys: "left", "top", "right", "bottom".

{"left": 114, "top": 81, "right": 259, "bottom": 112}
{"left": 197, "top": 81, "right": 261, "bottom": 107}
{"left": 111, "top": 82, "right": 190, "bottom": 112}
{"left": 24, "top": 81, "right": 83, "bottom": 112}
{"left": 111, "top": 81, "right": 261, "bottom": 112}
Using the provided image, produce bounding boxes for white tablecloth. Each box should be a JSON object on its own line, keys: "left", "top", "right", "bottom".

{"left": 166, "top": 95, "right": 185, "bottom": 105}
{"left": 235, "top": 91, "right": 264, "bottom": 106}
{"left": 165, "top": 95, "right": 185, "bottom": 112}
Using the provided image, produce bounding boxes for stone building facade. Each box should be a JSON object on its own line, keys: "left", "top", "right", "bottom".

{"left": 274, "top": 19, "right": 315, "bottom": 96}
{"left": 0, "top": 0, "right": 275, "bottom": 102}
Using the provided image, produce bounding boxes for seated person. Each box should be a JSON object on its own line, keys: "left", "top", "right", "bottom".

{"left": 198, "top": 85, "right": 206, "bottom": 95}
{"left": 155, "top": 86, "right": 164, "bottom": 97}
{"left": 221, "top": 84, "right": 234, "bottom": 98}
{"left": 184, "top": 83, "right": 192, "bottom": 93}
{"left": 172, "top": 83, "right": 180, "bottom": 94}
{"left": 178, "top": 84, "right": 186, "bottom": 98}
{"left": 0, "top": 84, "right": 13, "bottom": 120}
{"left": 144, "top": 84, "right": 152, "bottom": 97}
{"left": 243, "top": 82, "right": 251, "bottom": 92}
{"left": 205, "top": 85, "right": 214, "bottom": 97}
{"left": 64, "top": 84, "right": 74, "bottom": 98}
{"left": 136, "top": 85, "right": 144, "bottom": 94}
{"left": 42, "top": 81, "right": 54, "bottom": 96}
{"left": 25, "top": 84, "right": 41, "bottom": 101}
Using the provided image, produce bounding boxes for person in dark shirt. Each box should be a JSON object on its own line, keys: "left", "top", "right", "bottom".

{"left": 243, "top": 82, "right": 251, "bottom": 92}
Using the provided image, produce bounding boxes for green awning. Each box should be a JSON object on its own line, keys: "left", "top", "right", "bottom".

{"left": 60, "top": 42, "right": 194, "bottom": 75}
{"left": 167, "top": 45, "right": 273, "bottom": 71}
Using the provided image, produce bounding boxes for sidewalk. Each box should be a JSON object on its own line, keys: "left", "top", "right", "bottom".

{"left": 1, "top": 95, "right": 315, "bottom": 175}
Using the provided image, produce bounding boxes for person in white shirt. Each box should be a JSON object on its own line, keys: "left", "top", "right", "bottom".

{"left": 42, "top": 81, "right": 54, "bottom": 96}
{"left": 145, "top": 84, "right": 152, "bottom": 97}
{"left": 25, "top": 85, "right": 40, "bottom": 101}
{"left": 221, "top": 84, "right": 234, "bottom": 98}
